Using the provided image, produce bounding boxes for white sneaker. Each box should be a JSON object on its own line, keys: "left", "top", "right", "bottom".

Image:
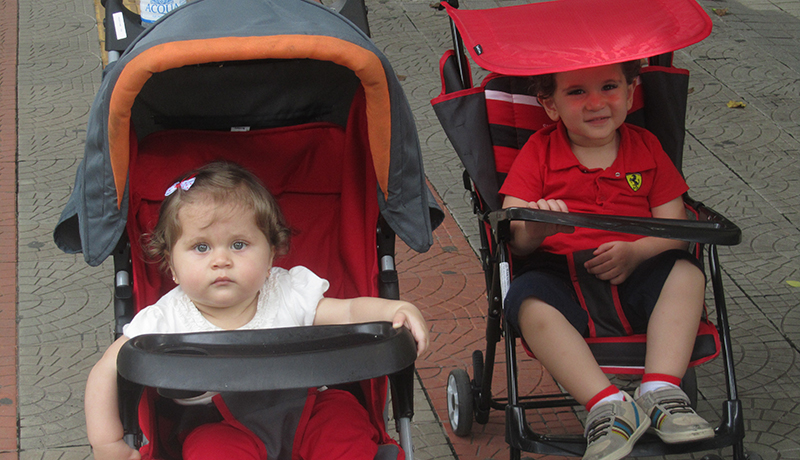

{"left": 583, "top": 392, "right": 650, "bottom": 460}
{"left": 634, "top": 386, "right": 714, "bottom": 444}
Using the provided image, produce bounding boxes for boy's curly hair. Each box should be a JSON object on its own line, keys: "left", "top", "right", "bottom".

{"left": 528, "top": 60, "right": 642, "bottom": 100}
{"left": 144, "top": 161, "right": 292, "bottom": 273}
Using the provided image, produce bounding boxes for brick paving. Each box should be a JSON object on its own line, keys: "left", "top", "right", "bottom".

{"left": 395, "top": 189, "right": 583, "bottom": 460}
{"left": 4, "top": 0, "right": 800, "bottom": 460}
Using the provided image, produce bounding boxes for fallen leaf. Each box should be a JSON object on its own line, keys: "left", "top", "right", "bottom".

{"left": 727, "top": 100, "right": 747, "bottom": 109}
{"left": 396, "top": 74, "right": 407, "bottom": 81}
{"left": 687, "top": 87, "right": 695, "bottom": 95}
{"left": 787, "top": 280, "right": 800, "bottom": 288}
{"left": 712, "top": 8, "right": 729, "bottom": 16}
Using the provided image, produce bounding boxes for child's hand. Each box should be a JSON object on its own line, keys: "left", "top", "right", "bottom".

{"left": 524, "top": 199, "right": 574, "bottom": 239}
{"left": 91, "top": 439, "right": 141, "bottom": 460}
{"left": 391, "top": 303, "right": 430, "bottom": 357}
{"left": 315, "top": 298, "right": 430, "bottom": 356}
{"left": 585, "top": 241, "right": 640, "bottom": 285}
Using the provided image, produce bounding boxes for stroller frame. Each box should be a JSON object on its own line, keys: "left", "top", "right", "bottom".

{"left": 432, "top": 1, "right": 756, "bottom": 459}
{"left": 54, "top": 0, "right": 445, "bottom": 458}
{"left": 478, "top": 206, "right": 745, "bottom": 459}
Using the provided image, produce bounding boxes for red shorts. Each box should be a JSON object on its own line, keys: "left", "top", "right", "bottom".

{"left": 181, "top": 389, "right": 383, "bottom": 460}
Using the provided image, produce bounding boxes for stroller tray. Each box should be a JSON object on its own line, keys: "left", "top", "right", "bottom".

{"left": 490, "top": 207, "right": 742, "bottom": 246}
{"left": 118, "top": 321, "right": 417, "bottom": 392}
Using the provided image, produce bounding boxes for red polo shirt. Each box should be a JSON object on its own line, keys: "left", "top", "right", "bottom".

{"left": 499, "top": 121, "right": 688, "bottom": 254}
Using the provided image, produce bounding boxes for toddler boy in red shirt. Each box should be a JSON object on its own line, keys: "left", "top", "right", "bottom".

{"left": 500, "top": 60, "right": 714, "bottom": 460}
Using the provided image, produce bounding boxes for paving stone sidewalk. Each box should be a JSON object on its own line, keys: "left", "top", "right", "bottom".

{"left": 9, "top": 0, "right": 800, "bottom": 459}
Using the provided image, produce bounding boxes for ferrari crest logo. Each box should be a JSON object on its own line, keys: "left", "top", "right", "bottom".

{"left": 626, "top": 173, "right": 642, "bottom": 192}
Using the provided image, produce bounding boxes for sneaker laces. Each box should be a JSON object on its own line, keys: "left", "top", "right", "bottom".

{"left": 655, "top": 397, "right": 694, "bottom": 415}
{"left": 586, "top": 415, "right": 612, "bottom": 444}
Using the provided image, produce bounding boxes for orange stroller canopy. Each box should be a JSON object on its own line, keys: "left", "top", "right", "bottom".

{"left": 443, "top": 0, "right": 712, "bottom": 75}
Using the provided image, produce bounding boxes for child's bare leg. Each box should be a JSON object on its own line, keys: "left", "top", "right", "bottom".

{"left": 636, "top": 258, "right": 714, "bottom": 444}
{"left": 643, "top": 259, "right": 705, "bottom": 377}
{"left": 517, "top": 297, "right": 610, "bottom": 406}
{"left": 519, "top": 297, "right": 651, "bottom": 460}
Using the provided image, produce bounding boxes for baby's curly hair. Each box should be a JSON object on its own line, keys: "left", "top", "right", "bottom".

{"left": 145, "top": 161, "right": 291, "bottom": 272}
{"left": 528, "top": 60, "right": 642, "bottom": 100}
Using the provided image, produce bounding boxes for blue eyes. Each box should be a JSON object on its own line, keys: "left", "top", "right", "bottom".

{"left": 192, "top": 241, "right": 246, "bottom": 253}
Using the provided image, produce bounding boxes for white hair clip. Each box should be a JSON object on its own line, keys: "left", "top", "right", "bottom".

{"left": 165, "top": 175, "right": 196, "bottom": 197}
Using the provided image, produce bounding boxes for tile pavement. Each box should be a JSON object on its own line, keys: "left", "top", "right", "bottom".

{"left": 3, "top": 0, "right": 800, "bottom": 459}
{"left": 0, "top": 0, "right": 18, "bottom": 457}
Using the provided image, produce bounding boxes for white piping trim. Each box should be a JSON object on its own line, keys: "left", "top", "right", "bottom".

{"left": 484, "top": 89, "right": 541, "bottom": 107}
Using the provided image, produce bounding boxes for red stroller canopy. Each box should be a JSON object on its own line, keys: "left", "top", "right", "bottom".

{"left": 443, "top": 0, "right": 712, "bottom": 75}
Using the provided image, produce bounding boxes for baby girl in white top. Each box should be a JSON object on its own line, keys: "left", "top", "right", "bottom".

{"left": 84, "top": 161, "right": 430, "bottom": 460}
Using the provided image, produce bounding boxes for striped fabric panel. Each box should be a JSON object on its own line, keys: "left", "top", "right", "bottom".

{"left": 483, "top": 75, "right": 645, "bottom": 176}
{"left": 484, "top": 78, "right": 553, "bottom": 175}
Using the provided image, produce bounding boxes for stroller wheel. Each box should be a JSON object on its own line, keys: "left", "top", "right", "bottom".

{"left": 447, "top": 369, "right": 474, "bottom": 436}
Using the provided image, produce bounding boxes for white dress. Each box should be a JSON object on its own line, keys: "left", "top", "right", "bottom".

{"left": 122, "top": 265, "right": 329, "bottom": 405}
{"left": 123, "top": 265, "right": 329, "bottom": 337}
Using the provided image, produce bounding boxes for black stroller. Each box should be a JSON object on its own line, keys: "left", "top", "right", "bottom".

{"left": 54, "top": 0, "right": 443, "bottom": 458}
{"left": 431, "top": 0, "right": 757, "bottom": 459}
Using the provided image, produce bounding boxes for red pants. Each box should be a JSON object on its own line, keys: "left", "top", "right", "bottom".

{"left": 182, "top": 389, "right": 382, "bottom": 460}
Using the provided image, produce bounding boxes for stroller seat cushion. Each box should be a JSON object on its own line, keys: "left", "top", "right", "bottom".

{"left": 131, "top": 125, "right": 347, "bottom": 203}
{"left": 504, "top": 249, "right": 699, "bottom": 338}
{"left": 127, "top": 123, "right": 380, "bottom": 307}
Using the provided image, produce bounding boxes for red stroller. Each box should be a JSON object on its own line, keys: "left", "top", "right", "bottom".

{"left": 431, "top": 0, "right": 756, "bottom": 459}
{"left": 54, "top": 0, "right": 443, "bottom": 458}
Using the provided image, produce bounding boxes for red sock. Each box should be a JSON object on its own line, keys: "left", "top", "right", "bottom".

{"left": 585, "top": 385, "right": 621, "bottom": 412}
{"left": 642, "top": 373, "right": 681, "bottom": 386}
{"left": 640, "top": 373, "right": 681, "bottom": 394}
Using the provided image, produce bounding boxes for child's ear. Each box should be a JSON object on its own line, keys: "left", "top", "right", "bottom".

{"left": 167, "top": 258, "right": 179, "bottom": 284}
{"left": 266, "top": 249, "right": 275, "bottom": 270}
{"left": 539, "top": 96, "right": 560, "bottom": 122}
{"left": 625, "top": 80, "right": 637, "bottom": 111}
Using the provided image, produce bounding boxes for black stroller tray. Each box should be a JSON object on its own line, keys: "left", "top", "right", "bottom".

{"left": 490, "top": 206, "right": 741, "bottom": 246}
{"left": 117, "top": 321, "right": 417, "bottom": 392}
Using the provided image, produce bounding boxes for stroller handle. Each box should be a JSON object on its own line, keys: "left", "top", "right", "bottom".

{"left": 489, "top": 206, "right": 742, "bottom": 246}
{"left": 117, "top": 321, "right": 418, "bottom": 392}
